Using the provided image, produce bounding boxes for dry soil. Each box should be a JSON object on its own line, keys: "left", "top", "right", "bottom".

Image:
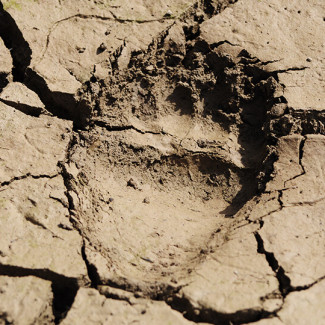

{"left": 0, "top": 0, "right": 324, "bottom": 324}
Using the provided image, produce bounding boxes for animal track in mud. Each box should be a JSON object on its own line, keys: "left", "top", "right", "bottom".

{"left": 64, "top": 28, "right": 282, "bottom": 294}
{"left": 0, "top": 0, "right": 324, "bottom": 324}
{"left": 0, "top": 0, "right": 283, "bottom": 320}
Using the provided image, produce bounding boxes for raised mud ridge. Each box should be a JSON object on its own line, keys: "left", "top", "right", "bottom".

{"left": 0, "top": 0, "right": 324, "bottom": 324}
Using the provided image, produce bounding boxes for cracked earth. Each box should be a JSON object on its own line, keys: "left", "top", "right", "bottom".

{"left": 0, "top": 0, "right": 324, "bottom": 324}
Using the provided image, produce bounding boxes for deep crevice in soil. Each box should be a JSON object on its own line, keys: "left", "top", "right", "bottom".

{"left": 166, "top": 294, "right": 272, "bottom": 325}
{"left": 0, "top": 2, "right": 31, "bottom": 81}
{"left": 0, "top": 263, "right": 79, "bottom": 324}
{"left": 0, "top": 97, "right": 43, "bottom": 116}
{"left": 255, "top": 232, "right": 291, "bottom": 296}
{"left": 0, "top": 2, "right": 88, "bottom": 126}
{"left": 81, "top": 241, "right": 100, "bottom": 288}
{"left": 0, "top": 72, "right": 9, "bottom": 93}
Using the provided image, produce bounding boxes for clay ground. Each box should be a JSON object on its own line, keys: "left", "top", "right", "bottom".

{"left": 0, "top": 0, "right": 324, "bottom": 324}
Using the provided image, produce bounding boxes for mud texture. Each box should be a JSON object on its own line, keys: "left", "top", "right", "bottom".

{"left": 0, "top": 0, "right": 324, "bottom": 324}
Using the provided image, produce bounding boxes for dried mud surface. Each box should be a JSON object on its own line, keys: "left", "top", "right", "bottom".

{"left": 0, "top": 0, "right": 324, "bottom": 324}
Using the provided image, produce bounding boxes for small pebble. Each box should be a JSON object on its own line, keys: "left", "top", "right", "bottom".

{"left": 58, "top": 223, "right": 73, "bottom": 231}
{"left": 306, "top": 57, "right": 312, "bottom": 62}
{"left": 269, "top": 103, "right": 287, "bottom": 117}
{"left": 194, "top": 309, "right": 200, "bottom": 316}
{"left": 143, "top": 197, "right": 150, "bottom": 204}
{"left": 127, "top": 178, "right": 139, "bottom": 189}
{"left": 145, "top": 65, "right": 154, "bottom": 72}
{"left": 164, "top": 9, "right": 172, "bottom": 17}
{"left": 76, "top": 46, "right": 86, "bottom": 53}
{"left": 97, "top": 43, "right": 107, "bottom": 54}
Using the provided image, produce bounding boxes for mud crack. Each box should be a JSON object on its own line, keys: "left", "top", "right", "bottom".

{"left": 93, "top": 119, "right": 165, "bottom": 135}
{"left": 0, "top": 2, "right": 86, "bottom": 125}
{"left": 0, "top": 2, "right": 31, "bottom": 81}
{"left": 255, "top": 229, "right": 325, "bottom": 300}
{"left": 165, "top": 294, "right": 273, "bottom": 325}
{"left": 254, "top": 232, "right": 291, "bottom": 297}
{"left": 0, "top": 173, "right": 58, "bottom": 189}
{"left": 38, "top": 12, "right": 180, "bottom": 67}
{"left": 0, "top": 263, "right": 79, "bottom": 324}
{"left": 81, "top": 240, "right": 100, "bottom": 289}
